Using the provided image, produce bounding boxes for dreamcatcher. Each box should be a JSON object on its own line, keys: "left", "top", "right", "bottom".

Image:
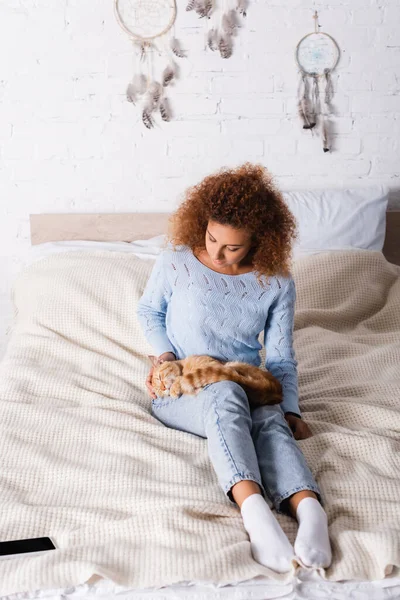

{"left": 186, "top": 0, "right": 249, "bottom": 59}
{"left": 114, "top": 0, "right": 185, "bottom": 128}
{"left": 295, "top": 11, "right": 340, "bottom": 152}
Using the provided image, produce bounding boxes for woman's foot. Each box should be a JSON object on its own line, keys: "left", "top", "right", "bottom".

{"left": 294, "top": 497, "right": 332, "bottom": 568}
{"left": 240, "top": 493, "right": 294, "bottom": 573}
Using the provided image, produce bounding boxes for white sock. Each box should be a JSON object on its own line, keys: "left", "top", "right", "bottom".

{"left": 240, "top": 493, "right": 294, "bottom": 573}
{"left": 294, "top": 497, "right": 332, "bottom": 568}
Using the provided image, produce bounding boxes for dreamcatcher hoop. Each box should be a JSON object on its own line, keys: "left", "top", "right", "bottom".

{"left": 295, "top": 32, "right": 340, "bottom": 77}
{"left": 114, "top": 0, "right": 177, "bottom": 41}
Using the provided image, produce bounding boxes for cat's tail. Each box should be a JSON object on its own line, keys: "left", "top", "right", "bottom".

{"left": 231, "top": 372, "right": 283, "bottom": 407}
{"left": 183, "top": 367, "right": 282, "bottom": 407}
{"left": 251, "top": 391, "right": 282, "bottom": 406}
{"left": 240, "top": 383, "right": 283, "bottom": 407}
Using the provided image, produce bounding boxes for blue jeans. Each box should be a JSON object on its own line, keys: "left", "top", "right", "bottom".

{"left": 151, "top": 381, "right": 321, "bottom": 513}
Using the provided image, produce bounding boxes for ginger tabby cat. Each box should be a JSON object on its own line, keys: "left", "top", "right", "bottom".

{"left": 149, "top": 355, "right": 282, "bottom": 408}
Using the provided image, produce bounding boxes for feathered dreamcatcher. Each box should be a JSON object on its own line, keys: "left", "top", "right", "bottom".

{"left": 114, "top": 0, "right": 249, "bottom": 128}
{"left": 295, "top": 11, "right": 340, "bottom": 152}
{"left": 186, "top": 0, "right": 249, "bottom": 59}
{"left": 114, "top": 0, "right": 186, "bottom": 129}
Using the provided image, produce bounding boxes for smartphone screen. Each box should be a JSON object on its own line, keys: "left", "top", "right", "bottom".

{"left": 0, "top": 537, "right": 56, "bottom": 557}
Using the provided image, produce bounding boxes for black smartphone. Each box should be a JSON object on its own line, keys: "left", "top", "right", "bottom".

{"left": 0, "top": 537, "right": 56, "bottom": 558}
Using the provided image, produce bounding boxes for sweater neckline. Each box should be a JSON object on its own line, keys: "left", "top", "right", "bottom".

{"left": 187, "top": 248, "right": 256, "bottom": 279}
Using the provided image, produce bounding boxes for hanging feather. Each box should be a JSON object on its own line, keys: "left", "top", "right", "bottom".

{"left": 170, "top": 37, "right": 186, "bottom": 58}
{"left": 193, "top": 0, "right": 203, "bottom": 13}
{"left": 236, "top": 0, "right": 248, "bottom": 17}
{"left": 148, "top": 81, "right": 163, "bottom": 107}
{"left": 218, "top": 34, "right": 233, "bottom": 59}
{"left": 297, "top": 72, "right": 316, "bottom": 129}
{"left": 322, "top": 117, "right": 330, "bottom": 152}
{"left": 324, "top": 69, "right": 333, "bottom": 104}
{"left": 312, "top": 73, "right": 320, "bottom": 97}
{"left": 185, "top": 0, "right": 247, "bottom": 58}
{"left": 141, "top": 83, "right": 159, "bottom": 129}
{"left": 321, "top": 70, "right": 333, "bottom": 152}
{"left": 160, "top": 97, "right": 172, "bottom": 122}
{"left": 207, "top": 28, "right": 218, "bottom": 51}
{"left": 126, "top": 83, "right": 138, "bottom": 104}
{"left": 222, "top": 10, "right": 240, "bottom": 35}
{"left": 298, "top": 99, "right": 315, "bottom": 130}
{"left": 311, "top": 72, "right": 320, "bottom": 124}
{"left": 324, "top": 68, "right": 335, "bottom": 116}
{"left": 126, "top": 74, "right": 147, "bottom": 104}
{"left": 195, "top": 0, "right": 213, "bottom": 19}
{"left": 142, "top": 105, "right": 155, "bottom": 129}
{"left": 162, "top": 64, "right": 175, "bottom": 87}
{"left": 136, "top": 73, "right": 147, "bottom": 94}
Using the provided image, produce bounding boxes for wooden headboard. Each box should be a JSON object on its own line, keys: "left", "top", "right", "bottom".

{"left": 30, "top": 211, "right": 400, "bottom": 267}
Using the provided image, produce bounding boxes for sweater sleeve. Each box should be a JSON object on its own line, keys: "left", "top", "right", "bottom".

{"left": 264, "top": 277, "right": 301, "bottom": 417}
{"left": 137, "top": 251, "right": 176, "bottom": 357}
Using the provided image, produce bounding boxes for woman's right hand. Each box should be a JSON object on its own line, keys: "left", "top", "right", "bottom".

{"left": 146, "top": 352, "right": 176, "bottom": 399}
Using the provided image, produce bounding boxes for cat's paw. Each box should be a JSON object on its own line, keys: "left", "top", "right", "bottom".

{"left": 169, "top": 378, "right": 182, "bottom": 398}
{"left": 180, "top": 380, "right": 196, "bottom": 395}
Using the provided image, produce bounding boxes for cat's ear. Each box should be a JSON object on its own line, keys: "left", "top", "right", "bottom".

{"left": 148, "top": 355, "right": 158, "bottom": 366}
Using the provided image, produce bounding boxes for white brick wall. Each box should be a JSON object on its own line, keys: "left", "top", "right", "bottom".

{"left": 0, "top": 0, "right": 400, "bottom": 356}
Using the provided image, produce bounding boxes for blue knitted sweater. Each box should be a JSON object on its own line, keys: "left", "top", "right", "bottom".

{"left": 137, "top": 245, "right": 300, "bottom": 416}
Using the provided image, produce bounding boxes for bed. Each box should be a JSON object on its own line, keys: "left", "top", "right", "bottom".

{"left": 1, "top": 188, "right": 400, "bottom": 600}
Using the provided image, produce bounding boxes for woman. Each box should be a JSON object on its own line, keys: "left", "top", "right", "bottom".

{"left": 137, "top": 163, "right": 332, "bottom": 573}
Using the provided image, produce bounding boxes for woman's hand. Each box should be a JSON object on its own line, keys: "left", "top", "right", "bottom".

{"left": 146, "top": 352, "right": 176, "bottom": 399}
{"left": 285, "top": 413, "right": 312, "bottom": 440}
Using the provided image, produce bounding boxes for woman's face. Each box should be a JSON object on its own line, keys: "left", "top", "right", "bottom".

{"left": 205, "top": 221, "right": 253, "bottom": 268}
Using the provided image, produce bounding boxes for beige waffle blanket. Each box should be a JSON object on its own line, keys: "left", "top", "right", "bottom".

{"left": 0, "top": 249, "right": 399, "bottom": 594}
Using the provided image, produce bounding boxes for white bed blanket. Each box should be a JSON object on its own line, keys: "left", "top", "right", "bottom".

{"left": 0, "top": 249, "right": 399, "bottom": 595}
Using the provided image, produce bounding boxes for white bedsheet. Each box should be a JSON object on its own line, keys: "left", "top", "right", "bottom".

{"left": 27, "top": 238, "right": 166, "bottom": 265}
{"left": 0, "top": 247, "right": 400, "bottom": 600}
{"left": 3, "top": 571, "right": 400, "bottom": 600}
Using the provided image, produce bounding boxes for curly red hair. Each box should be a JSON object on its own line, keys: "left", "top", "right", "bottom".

{"left": 168, "top": 163, "right": 298, "bottom": 278}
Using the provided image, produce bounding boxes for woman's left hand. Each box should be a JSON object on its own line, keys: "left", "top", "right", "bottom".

{"left": 285, "top": 414, "right": 312, "bottom": 440}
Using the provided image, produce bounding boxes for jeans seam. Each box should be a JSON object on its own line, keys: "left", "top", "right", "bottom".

{"left": 210, "top": 389, "right": 267, "bottom": 499}
{"left": 211, "top": 394, "right": 241, "bottom": 477}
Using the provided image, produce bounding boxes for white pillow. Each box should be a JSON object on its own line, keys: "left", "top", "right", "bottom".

{"left": 282, "top": 186, "right": 389, "bottom": 257}
{"left": 28, "top": 186, "right": 388, "bottom": 266}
